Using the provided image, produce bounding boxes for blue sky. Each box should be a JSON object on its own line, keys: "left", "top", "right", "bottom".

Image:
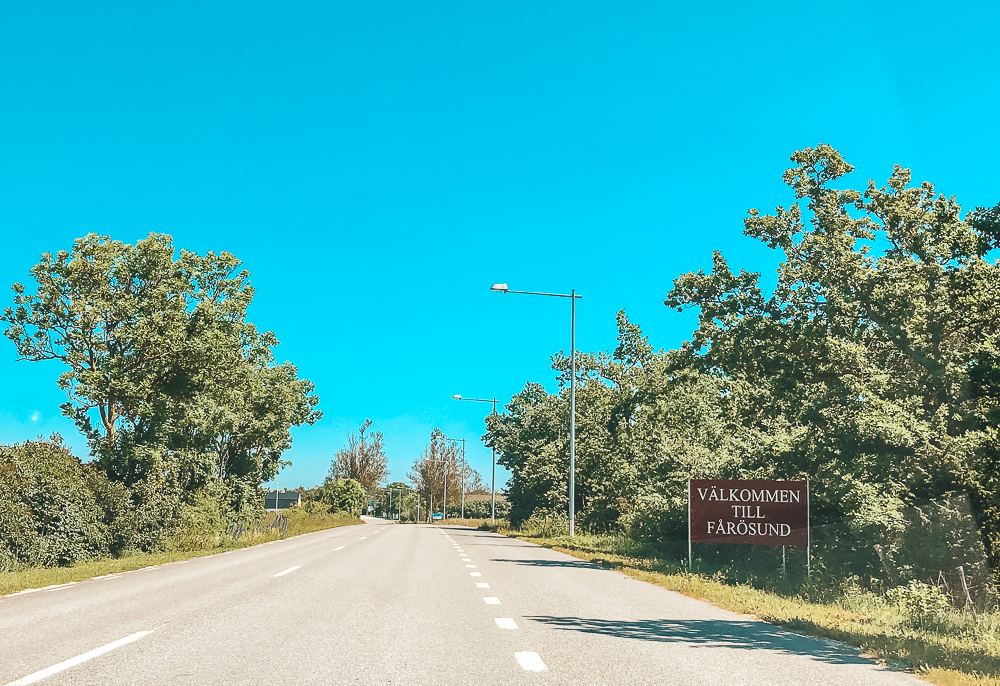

{"left": 1, "top": 1, "right": 998, "bottom": 492}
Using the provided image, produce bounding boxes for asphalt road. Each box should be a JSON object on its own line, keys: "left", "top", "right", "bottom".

{"left": 2, "top": 520, "right": 924, "bottom": 686}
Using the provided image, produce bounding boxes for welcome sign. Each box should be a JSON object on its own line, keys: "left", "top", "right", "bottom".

{"left": 689, "top": 479, "right": 809, "bottom": 548}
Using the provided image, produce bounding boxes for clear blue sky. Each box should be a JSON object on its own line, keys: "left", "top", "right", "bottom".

{"left": 1, "top": 1, "right": 998, "bottom": 492}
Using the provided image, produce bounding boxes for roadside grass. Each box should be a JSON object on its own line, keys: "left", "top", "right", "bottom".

{"left": 429, "top": 518, "right": 495, "bottom": 528}
{"left": 512, "top": 531, "right": 1000, "bottom": 686}
{"left": 0, "top": 512, "right": 361, "bottom": 597}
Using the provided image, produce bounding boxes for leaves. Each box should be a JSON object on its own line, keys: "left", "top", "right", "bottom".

{"left": 329, "top": 419, "right": 388, "bottom": 492}
{"left": 1, "top": 232, "right": 320, "bottom": 496}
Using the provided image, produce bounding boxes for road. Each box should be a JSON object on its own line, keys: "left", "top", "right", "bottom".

{"left": 2, "top": 520, "right": 923, "bottom": 685}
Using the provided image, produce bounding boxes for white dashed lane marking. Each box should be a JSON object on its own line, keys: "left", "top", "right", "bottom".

{"left": 470, "top": 572, "right": 482, "bottom": 577}
{"left": 515, "top": 652, "right": 547, "bottom": 671}
{"left": 4, "top": 629, "right": 155, "bottom": 686}
{"left": 476, "top": 583, "right": 489, "bottom": 588}
{"left": 273, "top": 566, "right": 301, "bottom": 577}
{"left": 483, "top": 597, "right": 500, "bottom": 605}
{"left": 495, "top": 618, "right": 518, "bottom": 629}
{"left": 465, "top": 565, "right": 476, "bottom": 568}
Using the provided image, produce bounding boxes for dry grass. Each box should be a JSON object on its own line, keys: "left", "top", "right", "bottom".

{"left": 515, "top": 532, "right": 1000, "bottom": 686}
{"left": 0, "top": 513, "right": 361, "bottom": 597}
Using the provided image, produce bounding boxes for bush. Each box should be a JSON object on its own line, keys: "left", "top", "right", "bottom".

{"left": 0, "top": 438, "right": 108, "bottom": 570}
{"left": 318, "top": 478, "right": 365, "bottom": 516}
{"left": 165, "top": 487, "right": 228, "bottom": 551}
{"left": 519, "top": 509, "right": 570, "bottom": 537}
{"left": 886, "top": 580, "right": 952, "bottom": 629}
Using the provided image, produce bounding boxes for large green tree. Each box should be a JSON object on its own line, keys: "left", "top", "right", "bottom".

{"left": 2, "top": 233, "right": 320, "bottom": 505}
{"left": 665, "top": 144, "right": 1000, "bottom": 567}
{"left": 488, "top": 311, "right": 736, "bottom": 532}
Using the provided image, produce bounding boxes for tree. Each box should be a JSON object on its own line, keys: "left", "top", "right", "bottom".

{"left": 487, "top": 312, "right": 736, "bottom": 531}
{"left": 1, "top": 233, "right": 321, "bottom": 504}
{"left": 665, "top": 143, "right": 1000, "bottom": 569}
{"left": 328, "top": 419, "right": 388, "bottom": 492}
{"left": 408, "top": 429, "right": 476, "bottom": 512}
{"left": 319, "top": 478, "right": 366, "bottom": 515}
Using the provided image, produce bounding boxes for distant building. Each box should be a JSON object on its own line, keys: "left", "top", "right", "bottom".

{"left": 265, "top": 490, "right": 301, "bottom": 512}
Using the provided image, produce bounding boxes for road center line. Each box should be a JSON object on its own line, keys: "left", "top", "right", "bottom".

{"left": 465, "top": 564, "right": 477, "bottom": 568}
{"left": 4, "top": 629, "right": 154, "bottom": 686}
{"left": 476, "top": 583, "right": 489, "bottom": 588}
{"left": 360, "top": 537, "right": 367, "bottom": 540}
{"left": 495, "top": 618, "right": 518, "bottom": 629}
{"left": 334, "top": 546, "right": 346, "bottom": 550}
{"left": 470, "top": 572, "right": 482, "bottom": 577}
{"left": 515, "top": 652, "right": 547, "bottom": 671}
{"left": 483, "top": 597, "right": 501, "bottom": 605}
{"left": 273, "top": 566, "right": 302, "bottom": 577}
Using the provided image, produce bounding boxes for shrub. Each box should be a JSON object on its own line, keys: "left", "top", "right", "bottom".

{"left": 886, "top": 580, "right": 952, "bottom": 629}
{"left": 0, "top": 438, "right": 107, "bottom": 570}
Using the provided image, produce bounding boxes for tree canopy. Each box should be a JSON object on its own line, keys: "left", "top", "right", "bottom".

{"left": 1, "top": 233, "right": 321, "bottom": 563}
{"left": 486, "top": 144, "right": 1000, "bottom": 584}
{"left": 328, "top": 419, "right": 388, "bottom": 492}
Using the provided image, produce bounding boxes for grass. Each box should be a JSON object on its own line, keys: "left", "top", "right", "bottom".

{"left": 428, "top": 517, "right": 497, "bottom": 528}
{"left": 496, "top": 528, "right": 1000, "bottom": 686}
{"left": 0, "top": 511, "right": 361, "bottom": 597}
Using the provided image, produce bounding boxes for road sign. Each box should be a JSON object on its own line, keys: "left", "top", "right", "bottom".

{"left": 689, "top": 480, "right": 809, "bottom": 548}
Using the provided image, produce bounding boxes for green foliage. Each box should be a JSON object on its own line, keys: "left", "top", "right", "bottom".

{"left": 1, "top": 232, "right": 321, "bottom": 495}
{"left": 328, "top": 419, "right": 388, "bottom": 492}
{"left": 460, "top": 497, "right": 510, "bottom": 520}
{"left": 165, "top": 486, "right": 227, "bottom": 551}
{"left": 318, "top": 477, "right": 366, "bottom": 516}
{"left": 489, "top": 311, "right": 738, "bottom": 531}
{"left": 0, "top": 233, "right": 322, "bottom": 572}
{"left": 410, "top": 429, "right": 482, "bottom": 515}
{"left": 887, "top": 580, "right": 953, "bottom": 629}
{"left": 0, "top": 438, "right": 108, "bottom": 570}
{"left": 666, "top": 144, "right": 1000, "bottom": 569}
{"left": 486, "top": 144, "right": 1000, "bottom": 592}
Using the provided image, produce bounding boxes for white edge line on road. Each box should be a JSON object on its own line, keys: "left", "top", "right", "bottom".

{"left": 495, "top": 618, "right": 517, "bottom": 629}
{"left": 515, "top": 652, "right": 547, "bottom": 671}
{"left": 3, "top": 629, "right": 154, "bottom": 686}
{"left": 273, "top": 565, "right": 302, "bottom": 577}
{"left": 334, "top": 545, "right": 346, "bottom": 550}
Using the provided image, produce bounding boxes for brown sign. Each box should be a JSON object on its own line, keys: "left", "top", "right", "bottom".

{"left": 689, "top": 480, "right": 808, "bottom": 548}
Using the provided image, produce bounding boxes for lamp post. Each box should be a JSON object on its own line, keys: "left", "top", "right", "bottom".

{"left": 491, "top": 282, "right": 581, "bottom": 536}
{"left": 441, "top": 435, "right": 467, "bottom": 518}
{"left": 452, "top": 395, "right": 500, "bottom": 523}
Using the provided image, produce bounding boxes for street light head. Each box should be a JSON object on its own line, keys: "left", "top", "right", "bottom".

{"left": 452, "top": 394, "right": 462, "bottom": 400}
{"left": 490, "top": 283, "right": 508, "bottom": 292}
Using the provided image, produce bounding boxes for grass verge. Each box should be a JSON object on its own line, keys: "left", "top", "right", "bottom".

{"left": 0, "top": 512, "right": 362, "bottom": 597}
{"left": 512, "top": 532, "right": 1000, "bottom": 686}
{"left": 428, "top": 518, "right": 496, "bottom": 528}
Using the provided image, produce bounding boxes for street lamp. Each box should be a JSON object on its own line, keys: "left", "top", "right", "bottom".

{"left": 441, "top": 435, "right": 467, "bottom": 518}
{"left": 491, "top": 282, "right": 581, "bottom": 536}
{"left": 452, "top": 394, "right": 500, "bottom": 523}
